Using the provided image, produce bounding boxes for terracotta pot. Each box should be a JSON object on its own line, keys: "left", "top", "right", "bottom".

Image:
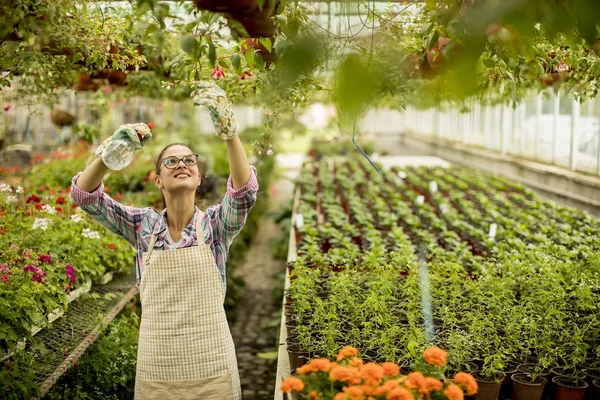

{"left": 552, "top": 376, "right": 588, "bottom": 400}
{"left": 242, "top": 38, "right": 277, "bottom": 62}
{"left": 426, "top": 37, "right": 454, "bottom": 71}
{"left": 50, "top": 108, "right": 75, "bottom": 127}
{"left": 512, "top": 373, "right": 546, "bottom": 400}
{"left": 473, "top": 373, "right": 505, "bottom": 400}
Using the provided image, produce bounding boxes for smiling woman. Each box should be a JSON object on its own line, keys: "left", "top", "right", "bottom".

{"left": 69, "top": 82, "right": 258, "bottom": 400}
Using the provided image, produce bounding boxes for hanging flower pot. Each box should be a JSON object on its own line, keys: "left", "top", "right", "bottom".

{"left": 427, "top": 37, "right": 455, "bottom": 72}
{"left": 193, "top": 0, "right": 278, "bottom": 37}
{"left": 50, "top": 108, "right": 75, "bottom": 127}
{"left": 511, "top": 373, "right": 546, "bottom": 400}
{"left": 552, "top": 376, "right": 588, "bottom": 400}
{"left": 73, "top": 74, "right": 99, "bottom": 92}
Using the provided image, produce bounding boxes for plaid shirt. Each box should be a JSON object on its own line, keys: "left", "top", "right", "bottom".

{"left": 70, "top": 166, "right": 258, "bottom": 291}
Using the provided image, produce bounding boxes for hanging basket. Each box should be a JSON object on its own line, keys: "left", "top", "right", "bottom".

{"left": 73, "top": 74, "right": 99, "bottom": 92}
{"left": 193, "top": 0, "right": 278, "bottom": 38}
{"left": 50, "top": 108, "right": 75, "bottom": 127}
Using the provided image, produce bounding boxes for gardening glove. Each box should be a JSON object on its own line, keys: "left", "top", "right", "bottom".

{"left": 191, "top": 81, "right": 239, "bottom": 140}
{"left": 95, "top": 123, "right": 153, "bottom": 158}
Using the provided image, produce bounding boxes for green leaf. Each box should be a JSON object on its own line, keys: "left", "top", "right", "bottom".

{"left": 420, "top": 22, "right": 434, "bottom": 36}
{"left": 72, "top": 52, "right": 83, "bottom": 64}
{"left": 427, "top": 30, "right": 440, "bottom": 51}
{"left": 482, "top": 59, "right": 495, "bottom": 68}
{"left": 207, "top": 38, "right": 216, "bottom": 67}
{"left": 253, "top": 52, "right": 265, "bottom": 70}
{"left": 257, "top": 0, "right": 266, "bottom": 11}
{"left": 244, "top": 48, "right": 254, "bottom": 68}
{"left": 259, "top": 37, "right": 272, "bottom": 53}
{"left": 257, "top": 351, "right": 279, "bottom": 360}
{"left": 231, "top": 53, "right": 241, "bottom": 72}
{"left": 180, "top": 34, "right": 196, "bottom": 54}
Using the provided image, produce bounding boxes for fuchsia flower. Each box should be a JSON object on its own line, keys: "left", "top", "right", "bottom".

{"left": 22, "top": 251, "right": 33, "bottom": 259}
{"left": 23, "top": 264, "right": 46, "bottom": 283}
{"left": 210, "top": 66, "right": 225, "bottom": 80}
{"left": 3, "top": 104, "right": 11, "bottom": 111}
{"left": 1, "top": 275, "right": 9, "bottom": 283}
{"left": 38, "top": 254, "right": 53, "bottom": 264}
{"left": 0, "top": 263, "right": 12, "bottom": 283}
{"left": 64, "top": 264, "right": 76, "bottom": 283}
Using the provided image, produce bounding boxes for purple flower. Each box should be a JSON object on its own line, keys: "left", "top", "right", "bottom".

{"left": 38, "top": 254, "right": 53, "bottom": 264}
{"left": 64, "top": 265, "right": 76, "bottom": 283}
{"left": 23, "top": 264, "right": 38, "bottom": 273}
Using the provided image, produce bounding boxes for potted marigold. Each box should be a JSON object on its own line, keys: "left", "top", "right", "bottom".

{"left": 281, "top": 345, "right": 478, "bottom": 400}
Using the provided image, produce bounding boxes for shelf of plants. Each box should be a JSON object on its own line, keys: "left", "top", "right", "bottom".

{"left": 278, "top": 156, "right": 600, "bottom": 400}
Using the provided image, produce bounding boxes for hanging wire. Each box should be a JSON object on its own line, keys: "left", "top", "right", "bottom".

{"left": 351, "top": 0, "right": 384, "bottom": 176}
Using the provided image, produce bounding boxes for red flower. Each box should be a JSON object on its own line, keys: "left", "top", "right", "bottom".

{"left": 3, "top": 104, "right": 11, "bottom": 111}
{"left": 108, "top": 244, "right": 116, "bottom": 250}
{"left": 56, "top": 197, "right": 65, "bottom": 204}
{"left": 71, "top": 203, "right": 78, "bottom": 209}
{"left": 35, "top": 203, "right": 46, "bottom": 210}
{"left": 26, "top": 195, "right": 41, "bottom": 204}
{"left": 210, "top": 66, "right": 225, "bottom": 80}
{"left": 240, "top": 71, "right": 253, "bottom": 80}
{"left": 105, "top": 185, "right": 110, "bottom": 194}
{"left": 39, "top": 185, "right": 47, "bottom": 192}
{"left": 56, "top": 207, "right": 63, "bottom": 212}
{"left": 147, "top": 122, "right": 154, "bottom": 129}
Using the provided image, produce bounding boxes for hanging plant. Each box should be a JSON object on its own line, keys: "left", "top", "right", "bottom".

{"left": 193, "top": 0, "right": 279, "bottom": 38}
{"left": 50, "top": 108, "right": 75, "bottom": 127}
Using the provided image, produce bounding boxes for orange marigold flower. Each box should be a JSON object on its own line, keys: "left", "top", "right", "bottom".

{"left": 337, "top": 346, "right": 359, "bottom": 361}
{"left": 334, "top": 393, "right": 347, "bottom": 400}
{"left": 361, "top": 382, "right": 378, "bottom": 396}
{"left": 444, "top": 384, "right": 465, "bottom": 400}
{"left": 330, "top": 366, "right": 362, "bottom": 385}
{"left": 424, "top": 377, "right": 444, "bottom": 392}
{"left": 405, "top": 371, "right": 429, "bottom": 396}
{"left": 386, "top": 387, "right": 413, "bottom": 400}
{"left": 360, "top": 363, "right": 385, "bottom": 384}
{"left": 454, "top": 372, "right": 478, "bottom": 396}
{"left": 373, "top": 379, "right": 401, "bottom": 395}
{"left": 308, "top": 391, "right": 319, "bottom": 400}
{"left": 281, "top": 377, "right": 305, "bottom": 393}
{"left": 351, "top": 358, "right": 365, "bottom": 368}
{"left": 423, "top": 346, "right": 448, "bottom": 366}
{"left": 381, "top": 362, "right": 401, "bottom": 377}
{"left": 297, "top": 364, "right": 313, "bottom": 375}
{"left": 343, "top": 385, "right": 365, "bottom": 400}
{"left": 310, "top": 358, "right": 333, "bottom": 372}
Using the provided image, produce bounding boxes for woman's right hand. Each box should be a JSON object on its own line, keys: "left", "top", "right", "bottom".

{"left": 94, "top": 123, "right": 153, "bottom": 159}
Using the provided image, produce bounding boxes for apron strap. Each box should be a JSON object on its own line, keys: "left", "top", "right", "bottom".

{"left": 145, "top": 209, "right": 206, "bottom": 266}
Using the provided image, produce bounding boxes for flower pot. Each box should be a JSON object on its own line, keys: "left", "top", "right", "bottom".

{"left": 551, "top": 367, "right": 587, "bottom": 380}
{"left": 552, "top": 376, "right": 588, "bottom": 400}
{"left": 512, "top": 373, "right": 546, "bottom": 400}
{"left": 74, "top": 74, "right": 99, "bottom": 92}
{"left": 591, "top": 379, "right": 600, "bottom": 400}
{"left": 473, "top": 373, "right": 505, "bottom": 400}
{"left": 500, "top": 361, "right": 520, "bottom": 399}
{"left": 50, "top": 108, "right": 75, "bottom": 127}
{"left": 287, "top": 344, "right": 309, "bottom": 371}
{"left": 193, "top": 0, "right": 278, "bottom": 37}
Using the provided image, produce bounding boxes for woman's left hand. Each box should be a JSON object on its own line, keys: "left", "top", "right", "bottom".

{"left": 191, "top": 81, "right": 239, "bottom": 140}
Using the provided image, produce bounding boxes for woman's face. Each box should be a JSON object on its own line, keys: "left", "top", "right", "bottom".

{"left": 154, "top": 145, "right": 201, "bottom": 196}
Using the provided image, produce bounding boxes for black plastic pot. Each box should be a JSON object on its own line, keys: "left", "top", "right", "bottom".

{"left": 500, "top": 361, "right": 520, "bottom": 399}
{"left": 512, "top": 373, "right": 546, "bottom": 400}
{"left": 473, "top": 373, "right": 505, "bottom": 400}
{"left": 552, "top": 376, "right": 588, "bottom": 400}
{"left": 591, "top": 379, "right": 600, "bottom": 400}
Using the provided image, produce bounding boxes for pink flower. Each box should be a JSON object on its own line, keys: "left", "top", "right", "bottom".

{"left": 64, "top": 265, "right": 76, "bottom": 283}
{"left": 210, "top": 66, "right": 225, "bottom": 80}
{"left": 3, "top": 104, "right": 11, "bottom": 111}
{"left": 38, "top": 254, "right": 53, "bottom": 264}
{"left": 1, "top": 275, "right": 9, "bottom": 283}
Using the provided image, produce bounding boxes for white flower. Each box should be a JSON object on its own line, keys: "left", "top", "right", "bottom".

{"left": 0, "top": 184, "right": 11, "bottom": 193}
{"left": 71, "top": 214, "right": 83, "bottom": 223}
{"left": 32, "top": 218, "right": 51, "bottom": 230}
{"left": 6, "top": 195, "right": 17, "bottom": 203}
{"left": 41, "top": 205, "right": 56, "bottom": 214}
{"left": 15, "top": 186, "right": 24, "bottom": 194}
{"left": 82, "top": 228, "right": 100, "bottom": 239}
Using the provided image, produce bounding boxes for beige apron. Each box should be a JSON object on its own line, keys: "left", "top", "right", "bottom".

{"left": 134, "top": 211, "right": 241, "bottom": 400}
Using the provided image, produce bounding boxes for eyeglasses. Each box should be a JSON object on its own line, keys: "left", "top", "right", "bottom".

{"left": 160, "top": 154, "right": 199, "bottom": 170}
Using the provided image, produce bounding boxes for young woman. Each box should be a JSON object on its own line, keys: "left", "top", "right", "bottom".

{"left": 70, "top": 83, "right": 258, "bottom": 399}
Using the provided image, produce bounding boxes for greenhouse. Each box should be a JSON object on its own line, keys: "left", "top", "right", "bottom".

{"left": 0, "top": 1, "right": 599, "bottom": 400}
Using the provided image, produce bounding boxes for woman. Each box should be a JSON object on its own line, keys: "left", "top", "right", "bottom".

{"left": 70, "top": 83, "right": 258, "bottom": 400}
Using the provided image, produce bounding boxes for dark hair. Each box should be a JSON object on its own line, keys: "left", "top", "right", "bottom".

{"left": 155, "top": 142, "right": 197, "bottom": 210}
